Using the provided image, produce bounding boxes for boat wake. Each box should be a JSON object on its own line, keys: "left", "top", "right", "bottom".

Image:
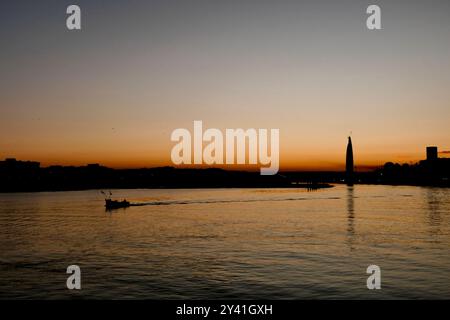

{"left": 130, "top": 196, "right": 341, "bottom": 207}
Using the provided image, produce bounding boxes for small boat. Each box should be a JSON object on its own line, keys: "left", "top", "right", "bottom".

{"left": 105, "top": 199, "right": 130, "bottom": 209}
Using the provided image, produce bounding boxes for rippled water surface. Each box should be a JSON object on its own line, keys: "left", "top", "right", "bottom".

{"left": 0, "top": 185, "right": 449, "bottom": 299}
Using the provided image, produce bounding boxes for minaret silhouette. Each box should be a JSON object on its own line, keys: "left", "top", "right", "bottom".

{"left": 346, "top": 136, "right": 354, "bottom": 185}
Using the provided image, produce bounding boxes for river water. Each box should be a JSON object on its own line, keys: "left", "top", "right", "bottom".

{"left": 0, "top": 185, "right": 449, "bottom": 299}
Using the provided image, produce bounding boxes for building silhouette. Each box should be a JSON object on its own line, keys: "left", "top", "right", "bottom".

{"left": 426, "top": 146, "right": 438, "bottom": 161}
{"left": 345, "top": 136, "right": 354, "bottom": 185}
{"left": 373, "top": 146, "right": 450, "bottom": 186}
{"left": 0, "top": 158, "right": 40, "bottom": 171}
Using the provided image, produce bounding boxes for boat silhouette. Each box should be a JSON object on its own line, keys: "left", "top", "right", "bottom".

{"left": 105, "top": 199, "right": 130, "bottom": 209}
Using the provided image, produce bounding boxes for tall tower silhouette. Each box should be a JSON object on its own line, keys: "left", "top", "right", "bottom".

{"left": 346, "top": 136, "right": 354, "bottom": 185}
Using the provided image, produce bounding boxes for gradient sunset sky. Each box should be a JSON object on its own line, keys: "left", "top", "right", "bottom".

{"left": 1, "top": 0, "right": 449, "bottom": 170}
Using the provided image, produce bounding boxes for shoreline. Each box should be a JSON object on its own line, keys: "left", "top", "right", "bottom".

{"left": 1, "top": 182, "right": 450, "bottom": 194}
{"left": 0, "top": 183, "right": 334, "bottom": 194}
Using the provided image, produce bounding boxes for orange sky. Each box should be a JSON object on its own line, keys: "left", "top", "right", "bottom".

{"left": 1, "top": 1, "right": 449, "bottom": 170}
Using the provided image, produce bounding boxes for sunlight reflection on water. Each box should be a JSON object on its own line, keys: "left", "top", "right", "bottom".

{"left": 0, "top": 185, "right": 449, "bottom": 299}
